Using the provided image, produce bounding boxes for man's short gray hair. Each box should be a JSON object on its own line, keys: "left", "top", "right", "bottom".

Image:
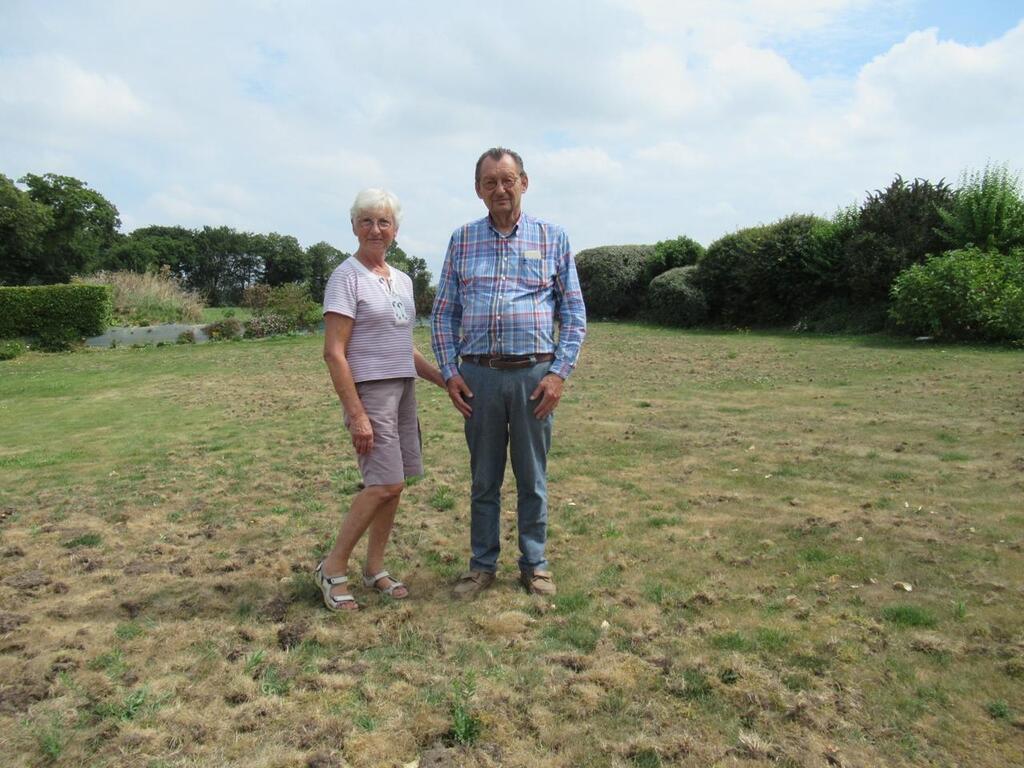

{"left": 475, "top": 147, "right": 526, "bottom": 186}
{"left": 350, "top": 188, "right": 403, "bottom": 226}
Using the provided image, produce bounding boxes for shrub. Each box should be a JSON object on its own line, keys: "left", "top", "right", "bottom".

{"left": 694, "top": 226, "right": 766, "bottom": 324}
{"left": 696, "top": 215, "right": 829, "bottom": 325}
{"left": 843, "top": 175, "right": 953, "bottom": 304}
{"left": 938, "top": 163, "right": 1024, "bottom": 253}
{"left": 0, "top": 339, "right": 26, "bottom": 360}
{"left": 176, "top": 330, "right": 195, "bottom": 344}
{"left": 74, "top": 267, "right": 203, "bottom": 325}
{"left": 643, "top": 235, "right": 704, "bottom": 285}
{"left": 241, "top": 283, "right": 271, "bottom": 310}
{"left": 203, "top": 317, "right": 243, "bottom": 341}
{"left": 889, "top": 247, "right": 1024, "bottom": 342}
{"left": 265, "top": 283, "right": 321, "bottom": 329}
{"left": 647, "top": 266, "right": 708, "bottom": 327}
{"left": 574, "top": 245, "right": 652, "bottom": 318}
{"left": 244, "top": 313, "right": 292, "bottom": 338}
{"left": 0, "top": 284, "right": 112, "bottom": 341}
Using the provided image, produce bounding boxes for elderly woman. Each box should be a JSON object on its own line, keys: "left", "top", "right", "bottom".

{"left": 316, "top": 188, "right": 444, "bottom": 611}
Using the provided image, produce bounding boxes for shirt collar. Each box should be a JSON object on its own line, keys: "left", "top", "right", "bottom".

{"left": 487, "top": 211, "right": 524, "bottom": 238}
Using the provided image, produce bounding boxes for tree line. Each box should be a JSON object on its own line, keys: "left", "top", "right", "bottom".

{"left": 0, "top": 173, "right": 434, "bottom": 309}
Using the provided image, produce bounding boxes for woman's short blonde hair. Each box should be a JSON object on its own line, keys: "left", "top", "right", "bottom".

{"left": 350, "top": 188, "right": 402, "bottom": 227}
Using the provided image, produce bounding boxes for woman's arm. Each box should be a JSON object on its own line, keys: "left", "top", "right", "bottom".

{"left": 323, "top": 312, "right": 374, "bottom": 454}
{"left": 414, "top": 348, "right": 446, "bottom": 388}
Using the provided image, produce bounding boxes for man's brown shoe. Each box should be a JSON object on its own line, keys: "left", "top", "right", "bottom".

{"left": 452, "top": 570, "right": 495, "bottom": 599}
{"left": 520, "top": 569, "right": 556, "bottom": 596}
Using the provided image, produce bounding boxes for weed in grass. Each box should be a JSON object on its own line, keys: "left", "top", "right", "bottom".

{"left": 986, "top": 701, "right": 1011, "bottom": 720}
{"left": 798, "top": 547, "right": 831, "bottom": 564}
{"left": 595, "top": 564, "right": 623, "bottom": 588}
{"left": 553, "top": 591, "right": 590, "bottom": 613}
{"left": 259, "top": 665, "right": 291, "bottom": 696}
{"left": 952, "top": 601, "right": 968, "bottom": 621}
{"left": 88, "top": 649, "right": 127, "bottom": 680}
{"left": 754, "top": 627, "right": 792, "bottom": 653}
{"left": 940, "top": 452, "right": 969, "bottom": 462}
{"left": 783, "top": 672, "right": 812, "bottom": 691}
{"left": 448, "top": 675, "right": 482, "bottom": 746}
{"left": 430, "top": 485, "right": 456, "bottom": 511}
{"left": 711, "top": 631, "right": 750, "bottom": 652}
{"left": 882, "top": 604, "right": 938, "bottom": 628}
{"left": 94, "top": 686, "right": 168, "bottom": 722}
{"left": 62, "top": 532, "right": 102, "bottom": 548}
{"left": 677, "top": 668, "right": 714, "bottom": 702}
{"left": 630, "top": 749, "right": 661, "bottom": 768}
{"left": 31, "top": 713, "right": 66, "bottom": 762}
{"left": 542, "top": 616, "right": 599, "bottom": 653}
{"left": 354, "top": 712, "right": 377, "bottom": 731}
{"left": 114, "top": 621, "right": 144, "bottom": 640}
{"left": 718, "top": 667, "right": 740, "bottom": 685}
{"left": 425, "top": 549, "right": 460, "bottom": 580}
{"left": 244, "top": 649, "right": 266, "bottom": 675}
{"left": 235, "top": 600, "right": 255, "bottom": 620}
{"left": 601, "top": 523, "right": 622, "bottom": 539}
{"left": 646, "top": 514, "right": 681, "bottom": 528}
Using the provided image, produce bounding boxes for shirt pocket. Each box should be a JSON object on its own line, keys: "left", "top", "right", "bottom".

{"left": 516, "top": 253, "right": 549, "bottom": 290}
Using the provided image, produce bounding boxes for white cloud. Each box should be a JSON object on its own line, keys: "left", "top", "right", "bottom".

{"left": 0, "top": 54, "right": 146, "bottom": 128}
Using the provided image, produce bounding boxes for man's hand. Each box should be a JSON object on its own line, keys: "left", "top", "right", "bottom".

{"left": 530, "top": 373, "right": 564, "bottom": 419}
{"left": 348, "top": 412, "right": 374, "bottom": 454}
{"left": 446, "top": 374, "right": 474, "bottom": 418}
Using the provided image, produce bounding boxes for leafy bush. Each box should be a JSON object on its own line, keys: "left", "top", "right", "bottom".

{"left": 0, "top": 284, "right": 112, "bottom": 342}
{"left": 203, "top": 317, "right": 243, "bottom": 341}
{"left": 241, "top": 283, "right": 271, "bottom": 310}
{"left": 696, "top": 215, "right": 828, "bottom": 325}
{"left": 889, "top": 247, "right": 1024, "bottom": 342}
{"left": 265, "top": 283, "right": 321, "bottom": 329}
{"left": 0, "top": 339, "right": 26, "bottom": 360}
{"left": 75, "top": 267, "right": 203, "bottom": 325}
{"left": 843, "top": 175, "right": 953, "bottom": 304}
{"left": 574, "top": 245, "right": 652, "bottom": 318}
{"left": 643, "top": 235, "right": 704, "bottom": 285}
{"left": 938, "top": 163, "right": 1024, "bottom": 253}
{"left": 244, "top": 313, "right": 292, "bottom": 338}
{"left": 647, "top": 266, "right": 708, "bottom": 327}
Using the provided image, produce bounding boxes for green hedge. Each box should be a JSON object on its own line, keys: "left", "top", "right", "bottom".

{"left": 647, "top": 266, "right": 708, "bottom": 327}
{"left": 574, "top": 245, "right": 652, "bottom": 318}
{"left": 0, "top": 284, "right": 112, "bottom": 341}
{"left": 889, "top": 247, "right": 1024, "bottom": 342}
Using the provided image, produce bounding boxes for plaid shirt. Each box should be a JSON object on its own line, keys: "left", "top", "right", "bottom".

{"left": 431, "top": 212, "right": 587, "bottom": 382}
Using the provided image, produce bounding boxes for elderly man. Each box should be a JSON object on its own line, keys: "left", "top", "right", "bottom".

{"left": 431, "top": 147, "right": 587, "bottom": 598}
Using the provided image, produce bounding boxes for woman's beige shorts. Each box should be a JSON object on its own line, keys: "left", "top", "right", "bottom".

{"left": 345, "top": 377, "right": 422, "bottom": 486}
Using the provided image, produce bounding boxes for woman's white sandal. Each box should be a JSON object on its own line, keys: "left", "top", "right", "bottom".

{"left": 362, "top": 569, "right": 408, "bottom": 599}
{"left": 315, "top": 561, "right": 358, "bottom": 611}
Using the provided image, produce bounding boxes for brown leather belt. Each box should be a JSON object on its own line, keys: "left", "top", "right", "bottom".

{"left": 462, "top": 353, "right": 555, "bottom": 370}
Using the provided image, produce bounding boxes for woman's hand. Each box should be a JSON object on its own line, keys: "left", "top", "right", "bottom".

{"left": 348, "top": 412, "right": 374, "bottom": 454}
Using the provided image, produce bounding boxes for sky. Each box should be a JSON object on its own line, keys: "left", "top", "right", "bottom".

{"left": 2, "top": 0, "right": 1023, "bottom": 279}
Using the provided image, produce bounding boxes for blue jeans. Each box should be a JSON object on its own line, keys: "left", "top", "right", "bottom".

{"left": 460, "top": 361, "right": 552, "bottom": 574}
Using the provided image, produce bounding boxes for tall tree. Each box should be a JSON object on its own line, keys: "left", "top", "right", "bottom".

{"left": 306, "top": 241, "right": 347, "bottom": 302}
{"left": 255, "top": 232, "right": 307, "bottom": 286}
{"left": 0, "top": 174, "right": 53, "bottom": 285}
{"left": 19, "top": 173, "right": 121, "bottom": 282}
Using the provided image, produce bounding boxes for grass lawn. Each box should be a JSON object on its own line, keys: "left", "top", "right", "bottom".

{"left": 200, "top": 306, "right": 254, "bottom": 323}
{"left": 1, "top": 324, "right": 1022, "bottom": 767}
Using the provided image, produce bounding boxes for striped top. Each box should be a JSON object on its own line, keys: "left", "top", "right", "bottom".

{"left": 431, "top": 212, "right": 587, "bottom": 381}
{"left": 323, "top": 257, "right": 416, "bottom": 383}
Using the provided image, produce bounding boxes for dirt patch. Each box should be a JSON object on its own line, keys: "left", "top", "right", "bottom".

{"left": 3, "top": 570, "right": 50, "bottom": 590}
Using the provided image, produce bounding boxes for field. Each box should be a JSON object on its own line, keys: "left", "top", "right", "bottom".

{"left": 1, "top": 324, "right": 1022, "bottom": 767}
